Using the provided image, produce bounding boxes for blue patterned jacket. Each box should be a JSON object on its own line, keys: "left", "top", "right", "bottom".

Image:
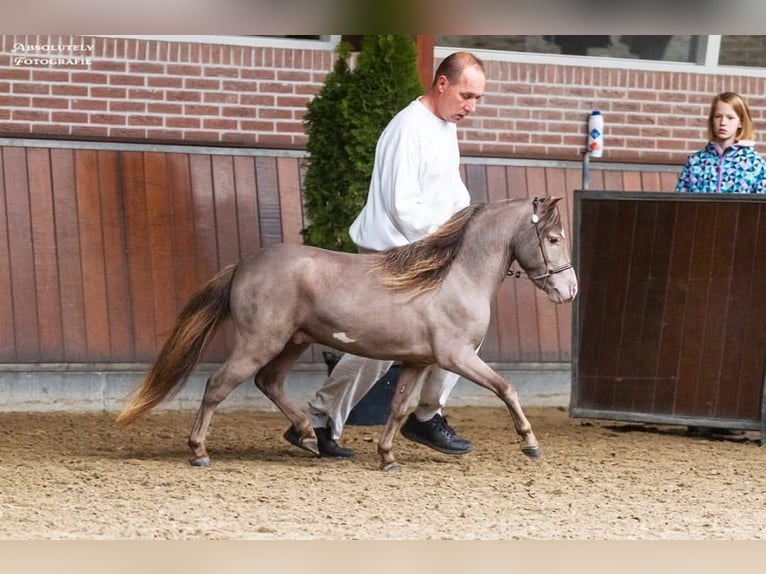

{"left": 675, "top": 141, "right": 766, "bottom": 193}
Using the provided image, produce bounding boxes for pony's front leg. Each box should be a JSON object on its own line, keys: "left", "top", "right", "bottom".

{"left": 444, "top": 352, "right": 540, "bottom": 458}
{"left": 377, "top": 365, "right": 423, "bottom": 471}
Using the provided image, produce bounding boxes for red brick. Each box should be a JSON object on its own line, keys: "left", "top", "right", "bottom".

{"left": 52, "top": 111, "right": 88, "bottom": 123}
{"left": 51, "top": 85, "right": 88, "bottom": 96}
{"left": 166, "top": 117, "right": 200, "bottom": 129}
{"left": 91, "top": 87, "right": 127, "bottom": 98}
{"left": 12, "top": 109, "right": 49, "bottom": 121}
{"left": 90, "top": 113, "right": 126, "bottom": 125}
{"left": 13, "top": 82, "right": 49, "bottom": 94}
{"left": 148, "top": 76, "right": 183, "bottom": 88}
{"left": 128, "top": 115, "right": 162, "bottom": 126}
{"left": 109, "top": 74, "right": 145, "bottom": 86}
{"left": 129, "top": 62, "right": 165, "bottom": 75}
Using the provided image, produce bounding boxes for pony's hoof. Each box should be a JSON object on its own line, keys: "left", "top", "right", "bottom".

{"left": 302, "top": 438, "right": 320, "bottom": 456}
{"left": 190, "top": 456, "right": 210, "bottom": 467}
{"left": 521, "top": 446, "right": 542, "bottom": 459}
{"left": 381, "top": 462, "right": 400, "bottom": 472}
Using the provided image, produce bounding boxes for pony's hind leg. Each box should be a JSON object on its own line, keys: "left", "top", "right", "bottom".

{"left": 187, "top": 352, "right": 262, "bottom": 467}
{"left": 377, "top": 365, "right": 423, "bottom": 471}
{"left": 253, "top": 341, "right": 318, "bottom": 455}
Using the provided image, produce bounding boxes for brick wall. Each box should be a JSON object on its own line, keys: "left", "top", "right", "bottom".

{"left": 3, "top": 34, "right": 766, "bottom": 164}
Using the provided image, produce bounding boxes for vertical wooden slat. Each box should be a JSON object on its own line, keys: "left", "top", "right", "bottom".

{"left": 737, "top": 204, "right": 766, "bottom": 418}
{"left": 98, "top": 151, "right": 134, "bottom": 360}
{"left": 0, "top": 148, "right": 17, "bottom": 359}
{"left": 50, "top": 148, "right": 87, "bottom": 361}
{"left": 5, "top": 147, "right": 40, "bottom": 360}
{"left": 167, "top": 154, "right": 198, "bottom": 313}
{"left": 640, "top": 171, "right": 662, "bottom": 192}
{"left": 27, "top": 148, "right": 64, "bottom": 360}
{"left": 143, "top": 152, "right": 177, "bottom": 349}
{"left": 75, "top": 149, "right": 111, "bottom": 360}
{"left": 717, "top": 203, "right": 759, "bottom": 419}
{"left": 545, "top": 167, "right": 574, "bottom": 362}
{"left": 189, "top": 154, "right": 227, "bottom": 360}
{"left": 695, "top": 203, "right": 737, "bottom": 416}
{"left": 234, "top": 155, "right": 261, "bottom": 258}
{"left": 653, "top": 202, "right": 692, "bottom": 414}
{"left": 486, "top": 164, "right": 519, "bottom": 362}
{"left": 255, "top": 156, "right": 282, "bottom": 246}
{"left": 602, "top": 170, "right": 622, "bottom": 192}
{"left": 622, "top": 171, "right": 642, "bottom": 191}
{"left": 526, "top": 167, "right": 560, "bottom": 361}
{"left": 277, "top": 156, "right": 304, "bottom": 245}
{"left": 660, "top": 171, "right": 678, "bottom": 191}
{"left": 122, "top": 151, "right": 156, "bottom": 360}
{"left": 506, "top": 165, "right": 540, "bottom": 361}
{"left": 634, "top": 201, "right": 675, "bottom": 414}
{"left": 610, "top": 201, "right": 656, "bottom": 413}
{"left": 675, "top": 202, "right": 718, "bottom": 415}
{"left": 465, "top": 163, "right": 488, "bottom": 204}
{"left": 212, "top": 155, "right": 240, "bottom": 267}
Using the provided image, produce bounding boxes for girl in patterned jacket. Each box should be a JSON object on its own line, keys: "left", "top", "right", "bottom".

{"left": 676, "top": 91, "right": 766, "bottom": 193}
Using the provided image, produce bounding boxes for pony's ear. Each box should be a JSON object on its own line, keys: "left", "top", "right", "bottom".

{"left": 545, "top": 196, "right": 562, "bottom": 209}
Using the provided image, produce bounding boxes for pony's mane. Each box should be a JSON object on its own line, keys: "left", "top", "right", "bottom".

{"left": 372, "top": 203, "right": 487, "bottom": 294}
{"left": 372, "top": 197, "right": 562, "bottom": 295}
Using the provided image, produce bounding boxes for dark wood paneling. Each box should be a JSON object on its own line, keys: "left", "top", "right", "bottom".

{"left": 573, "top": 192, "right": 766, "bottom": 435}
{"left": 0, "top": 144, "right": 684, "bottom": 373}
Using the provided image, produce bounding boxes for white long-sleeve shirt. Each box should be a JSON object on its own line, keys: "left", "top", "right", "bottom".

{"left": 348, "top": 98, "right": 470, "bottom": 251}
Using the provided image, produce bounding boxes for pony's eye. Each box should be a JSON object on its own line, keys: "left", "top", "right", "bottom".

{"left": 548, "top": 236, "right": 560, "bottom": 245}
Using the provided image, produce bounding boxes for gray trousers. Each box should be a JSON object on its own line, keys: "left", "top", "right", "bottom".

{"left": 307, "top": 354, "right": 461, "bottom": 439}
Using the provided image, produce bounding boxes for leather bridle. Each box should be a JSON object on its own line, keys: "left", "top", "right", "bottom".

{"left": 507, "top": 197, "right": 574, "bottom": 284}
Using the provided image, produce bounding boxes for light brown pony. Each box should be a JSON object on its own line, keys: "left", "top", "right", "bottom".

{"left": 116, "top": 196, "right": 578, "bottom": 470}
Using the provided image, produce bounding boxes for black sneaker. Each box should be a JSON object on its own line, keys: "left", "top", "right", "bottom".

{"left": 283, "top": 425, "right": 354, "bottom": 458}
{"left": 400, "top": 413, "right": 473, "bottom": 455}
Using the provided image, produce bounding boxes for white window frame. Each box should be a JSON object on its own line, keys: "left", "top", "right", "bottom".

{"left": 435, "top": 35, "right": 766, "bottom": 78}
{"left": 108, "top": 35, "right": 342, "bottom": 51}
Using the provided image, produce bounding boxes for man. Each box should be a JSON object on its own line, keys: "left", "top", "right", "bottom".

{"left": 285, "top": 51, "right": 486, "bottom": 457}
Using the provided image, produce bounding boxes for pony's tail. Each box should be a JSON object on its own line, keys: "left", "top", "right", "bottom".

{"left": 115, "top": 264, "right": 238, "bottom": 426}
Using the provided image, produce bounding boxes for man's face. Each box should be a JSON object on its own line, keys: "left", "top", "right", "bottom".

{"left": 435, "top": 65, "right": 486, "bottom": 123}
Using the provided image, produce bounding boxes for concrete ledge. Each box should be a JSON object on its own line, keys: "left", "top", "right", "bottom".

{"left": 0, "top": 364, "right": 571, "bottom": 413}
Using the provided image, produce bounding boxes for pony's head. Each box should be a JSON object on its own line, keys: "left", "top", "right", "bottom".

{"left": 513, "top": 197, "right": 578, "bottom": 303}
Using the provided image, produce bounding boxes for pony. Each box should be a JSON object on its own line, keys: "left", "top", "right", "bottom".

{"left": 116, "top": 196, "right": 578, "bottom": 470}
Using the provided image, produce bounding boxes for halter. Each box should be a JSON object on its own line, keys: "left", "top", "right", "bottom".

{"left": 507, "top": 197, "right": 574, "bottom": 283}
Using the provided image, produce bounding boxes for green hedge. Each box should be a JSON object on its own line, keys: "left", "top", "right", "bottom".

{"left": 301, "top": 35, "right": 423, "bottom": 252}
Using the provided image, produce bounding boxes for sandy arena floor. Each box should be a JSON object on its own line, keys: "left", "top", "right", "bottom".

{"left": 0, "top": 406, "right": 763, "bottom": 540}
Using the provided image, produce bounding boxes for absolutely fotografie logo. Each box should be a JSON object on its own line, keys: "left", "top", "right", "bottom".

{"left": 11, "top": 41, "right": 92, "bottom": 66}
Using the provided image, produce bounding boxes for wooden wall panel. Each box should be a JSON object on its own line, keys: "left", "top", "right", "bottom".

{"left": 0, "top": 142, "right": 687, "bottom": 374}
{"left": 572, "top": 192, "right": 766, "bottom": 434}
